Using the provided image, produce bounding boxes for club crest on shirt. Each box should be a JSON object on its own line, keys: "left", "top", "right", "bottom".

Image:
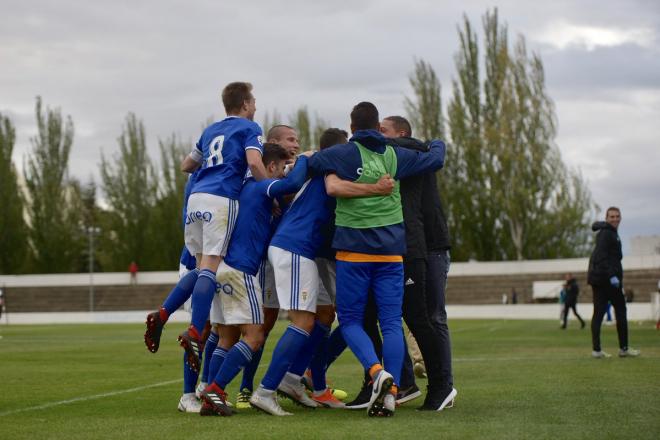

{"left": 302, "top": 290, "right": 308, "bottom": 302}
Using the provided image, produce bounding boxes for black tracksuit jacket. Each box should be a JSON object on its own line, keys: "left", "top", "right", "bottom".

{"left": 587, "top": 221, "right": 623, "bottom": 287}
{"left": 390, "top": 137, "right": 451, "bottom": 258}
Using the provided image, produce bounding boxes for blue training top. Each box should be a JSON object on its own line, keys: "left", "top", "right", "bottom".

{"left": 269, "top": 175, "right": 335, "bottom": 261}
{"left": 191, "top": 116, "right": 263, "bottom": 200}
{"left": 308, "top": 129, "right": 446, "bottom": 256}
{"left": 224, "top": 156, "right": 309, "bottom": 275}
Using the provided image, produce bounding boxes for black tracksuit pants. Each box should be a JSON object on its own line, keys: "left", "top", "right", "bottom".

{"left": 591, "top": 283, "right": 629, "bottom": 351}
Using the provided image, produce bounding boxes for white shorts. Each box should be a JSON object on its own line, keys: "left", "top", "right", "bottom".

{"left": 268, "top": 246, "right": 318, "bottom": 313}
{"left": 184, "top": 193, "right": 238, "bottom": 257}
{"left": 210, "top": 262, "right": 263, "bottom": 326}
{"left": 259, "top": 260, "right": 280, "bottom": 309}
{"left": 316, "top": 258, "right": 336, "bottom": 306}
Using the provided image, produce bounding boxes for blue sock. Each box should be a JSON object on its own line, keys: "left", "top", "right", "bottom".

{"left": 190, "top": 269, "right": 216, "bottom": 334}
{"left": 214, "top": 341, "right": 253, "bottom": 390}
{"left": 200, "top": 332, "right": 219, "bottom": 383}
{"left": 241, "top": 344, "right": 264, "bottom": 392}
{"left": 261, "top": 325, "right": 309, "bottom": 391}
{"left": 310, "top": 325, "right": 331, "bottom": 391}
{"left": 289, "top": 321, "right": 329, "bottom": 376}
{"left": 208, "top": 347, "right": 227, "bottom": 382}
{"left": 325, "top": 326, "right": 347, "bottom": 369}
{"left": 163, "top": 269, "right": 199, "bottom": 316}
{"left": 183, "top": 352, "right": 199, "bottom": 394}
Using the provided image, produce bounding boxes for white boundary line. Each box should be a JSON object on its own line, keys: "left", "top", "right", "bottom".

{"left": 0, "top": 379, "right": 182, "bottom": 417}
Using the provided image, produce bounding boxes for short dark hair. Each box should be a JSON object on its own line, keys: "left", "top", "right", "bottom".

{"left": 222, "top": 82, "right": 253, "bottom": 114}
{"left": 266, "top": 124, "right": 295, "bottom": 142}
{"left": 383, "top": 116, "right": 412, "bottom": 137}
{"left": 262, "top": 142, "right": 289, "bottom": 166}
{"left": 605, "top": 206, "right": 620, "bottom": 217}
{"left": 350, "top": 102, "right": 379, "bottom": 131}
{"left": 319, "top": 128, "right": 348, "bottom": 150}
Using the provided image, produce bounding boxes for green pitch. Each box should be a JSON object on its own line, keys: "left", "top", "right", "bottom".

{"left": 1, "top": 319, "right": 658, "bottom": 439}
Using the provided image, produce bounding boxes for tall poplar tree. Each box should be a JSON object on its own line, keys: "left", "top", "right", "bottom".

{"left": 0, "top": 114, "right": 28, "bottom": 273}
{"left": 146, "top": 134, "right": 189, "bottom": 269}
{"left": 99, "top": 113, "right": 157, "bottom": 270}
{"left": 406, "top": 9, "right": 595, "bottom": 261}
{"left": 23, "top": 97, "right": 83, "bottom": 272}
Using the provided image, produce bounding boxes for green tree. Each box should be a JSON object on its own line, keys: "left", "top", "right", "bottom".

{"left": 99, "top": 113, "right": 157, "bottom": 271}
{"left": 71, "top": 178, "right": 104, "bottom": 272}
{"left": 407, "top": 9, "right": 595, "bottom": 261}
{"left": 289, "top": 106, "right": 328, "bottom": 150}
{"left": 23, "top": 97, "right": 83, "bottom": 272}
{"left": 0, "top": 114, "right": 28, "bottom": 273}
{"left": 146, "top": 134, "right": 189, "bottom": 269}
{"left": 405, "top": 58, "right": 445, "bottom": 140}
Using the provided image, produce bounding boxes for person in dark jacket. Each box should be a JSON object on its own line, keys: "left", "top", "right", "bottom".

{"left": 587, "top": 207, "right": 639, "bottom": 358}
{"left": 561, "top": 273, "right": 585, "bottom": 329}
{"left": 381, "top": 116, "right": 456, "bottom": 411}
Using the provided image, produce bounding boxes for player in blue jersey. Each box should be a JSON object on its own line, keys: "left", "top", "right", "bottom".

{"left": 198, "top": 143, "right": 311, "bottom": 416}
{"left": 308, "top": 102, "right": 445, "bottom": 417}
{"left": 233, "top": 124, "right": 300, "bottom": 409}
{"left": 176, "top": 82, "right": 269, "bottom": 374}
{"left": 249, "top": 129, "right": 395, "bottom": 416}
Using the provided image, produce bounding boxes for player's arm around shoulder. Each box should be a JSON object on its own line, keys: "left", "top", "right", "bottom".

{"left": 324, "top": 173, "right": 394, "bottom": 198}
{"left": 267, "top": 154, "right": 310, "bottom": 198}
{"left": 394, "top": 139, "right": 447, "bottom": 180}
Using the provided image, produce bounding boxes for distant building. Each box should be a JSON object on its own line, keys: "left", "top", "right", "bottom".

{"left": 630, "top": 235, "right": 660, "bottom": 256}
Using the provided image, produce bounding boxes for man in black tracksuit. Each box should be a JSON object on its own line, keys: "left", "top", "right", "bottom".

{"left": 381, "top": 116, "right": 456, "bottom": 410}
{"left": 587, "top": 207, "right": 639, "bottom": 358}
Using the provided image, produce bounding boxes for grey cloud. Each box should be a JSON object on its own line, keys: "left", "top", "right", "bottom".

{"left": 3, "top": 0, "right": 660, "bottom": 251}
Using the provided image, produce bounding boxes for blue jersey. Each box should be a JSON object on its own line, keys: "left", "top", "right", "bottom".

{"left": 224, "top": 156, "right": 309, "bottom": 275}
{"left": 192, "top": 117, "right": 263, "bottom": 200}
{"left": 269, "top": 176, "right": 334, "bottom": 261}
{"left": 308, "top": 129, "right": 445, "bottom": 255}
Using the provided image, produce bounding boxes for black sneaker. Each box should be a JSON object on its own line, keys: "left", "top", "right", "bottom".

{"left": 345, "top": 381, "right": 373, "bottom": 410}
{"left": 178, "top": 327, "right": 203, "bottom": 373}
{"left": 144, "top": 311, "right": 164, "bottom": 353}
{"left": 396, "top": 384, "right": 422, "bottom": 405}
{"left": 199, "top": 384, "right": 233, "bottom": 416}
{"left": 418, "top": 385, "right": 457, "bottom": 411}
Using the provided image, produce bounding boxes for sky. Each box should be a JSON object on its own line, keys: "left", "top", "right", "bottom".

{"left": 2, "top": 0, "right": 659, "bottom": 255}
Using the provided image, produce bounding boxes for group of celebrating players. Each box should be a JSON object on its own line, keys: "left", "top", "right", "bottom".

{"left": 144, "top": 81, "right": 457, "bottom": 418}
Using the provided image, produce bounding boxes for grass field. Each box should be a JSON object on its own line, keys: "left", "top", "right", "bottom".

{"left": 1, "top": 319, "right": 658, "bottom": 440}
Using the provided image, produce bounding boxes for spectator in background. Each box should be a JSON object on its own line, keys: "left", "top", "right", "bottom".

{"left": 129, "top": 261, "right": 139, "bottom": 286}
{"left": 587, "top": 207, "right": 639, "bottom": 358}
{"left": 624, "top": 288, "right": 635, "bottom": 303}
{"left": 0, "top": 288, "right": 4, "bottom": 320}
{"left": 561, "top": 273, "right": 585, "bottom": 329}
